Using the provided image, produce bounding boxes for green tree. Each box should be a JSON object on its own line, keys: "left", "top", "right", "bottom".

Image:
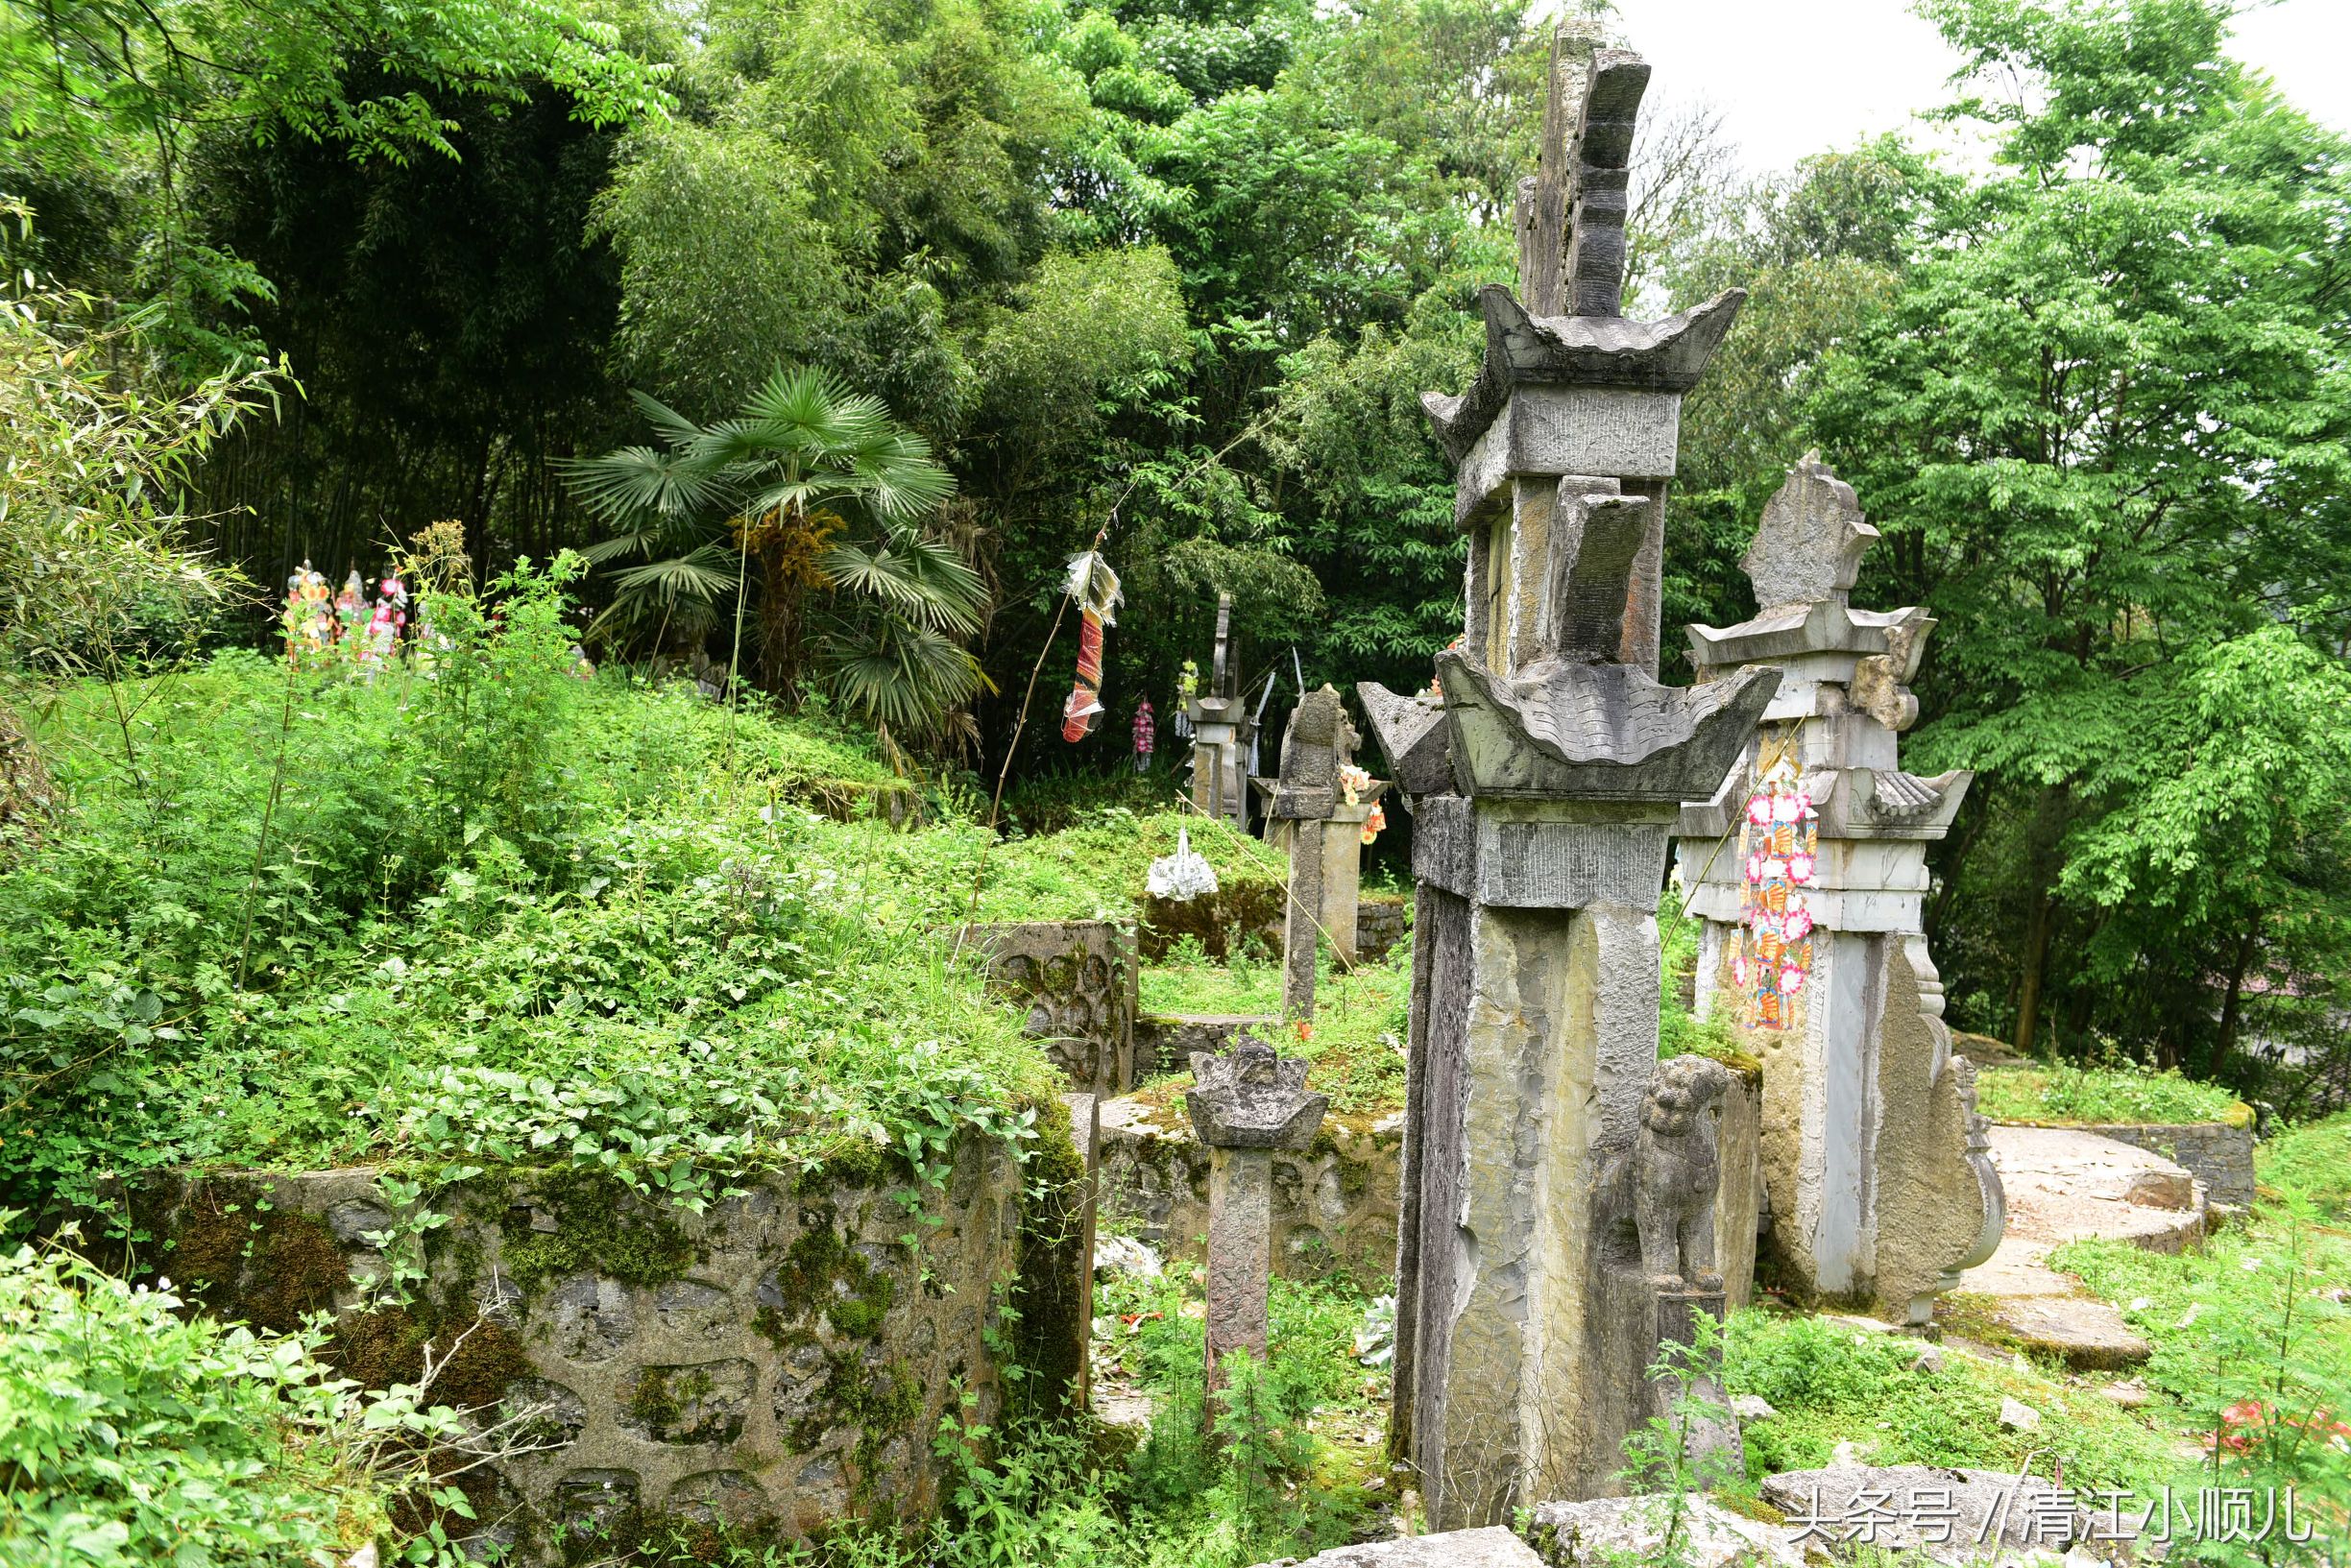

{"left": 1, "top": 0, "right": 667, "bottom": 370}
{"left": 1806, "top": 0, "right": 2351, "bottom": 1067}
{"left": 565, "top": 367, "right": 986, "bottom": 753}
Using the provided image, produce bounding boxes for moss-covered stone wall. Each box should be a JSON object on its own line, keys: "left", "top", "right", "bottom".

{"left": 122, "top": 1132, "right": 1046, "bottom": 1563}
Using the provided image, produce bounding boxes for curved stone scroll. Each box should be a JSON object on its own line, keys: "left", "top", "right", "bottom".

{"left": 1873, "top": 943, "right": 2007, "bottom": 1324}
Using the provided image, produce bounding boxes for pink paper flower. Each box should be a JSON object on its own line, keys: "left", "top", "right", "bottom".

{"left": 1787, "top": 851, "right": 1817, "bottom": 884}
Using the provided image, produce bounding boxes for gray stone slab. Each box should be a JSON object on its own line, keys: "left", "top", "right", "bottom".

{"left": 1278, "top": 1526, "right": 1543, "bottom": 1568}
{"left": 1526, "top": 1495, "right": 1805, "bottom": 1566}
{"left": 1455, "top": 387, "right": 1683, "bottom": 522}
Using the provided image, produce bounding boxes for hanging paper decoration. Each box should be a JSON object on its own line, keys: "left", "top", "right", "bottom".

{"left": 1132, "top": 698, "right": 1156, "bottom": 774}
{"left": 1732, "top": 753, "right": 1819, "bottom": 1030}
{"left": 1060, "top": 551, "right": 1124, "bottom": 742}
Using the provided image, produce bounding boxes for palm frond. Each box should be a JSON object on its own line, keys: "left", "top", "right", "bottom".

{"left": 819, "top": 536, "right": 985, "bottom": 637}
{"left": 628, "top": 389, "right": 711, "bottom": 452}
{"left": 813, "top": 616, "right": 988, "bottom": 735}
{"left": 559, "top": 445, "right": 732, "bottom": 524}
{"left": 610, "top": 547, "right": 742, "bottom": 607}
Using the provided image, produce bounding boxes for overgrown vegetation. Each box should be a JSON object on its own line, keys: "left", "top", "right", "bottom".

{"left": 1138, "top": 939, "right": 1411, "bottom": 1117}
{"left": 1973, "top": 1063, "right": 2252, "bottom": 1127}
{"left": 0, "top": 570, "right": 1062, "bottom": 1223}
{"left": 0, "top": 1223, "right": 489, "bottom": 1566}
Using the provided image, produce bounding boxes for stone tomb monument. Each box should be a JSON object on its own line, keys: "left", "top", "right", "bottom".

{"left": 1675, "top": 453, "right": 2004, "bottom": 1323}
{"left": 1185, "top": 1038, "right": 1327, "bottom": 1411}
{"left": 1260, "top": 685, "right": 1386, "bottom": 1017}
{"left": 1185, "top": 592, "right": 1255, "bottom": 833}
{"left": 1356, "top": 39, "right": 1776, "bottom": 1530}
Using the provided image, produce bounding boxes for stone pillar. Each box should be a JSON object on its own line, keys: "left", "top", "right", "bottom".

{"left": 1676, "top": 454, "right": 2003, "bottom": 1324}
{"left": 1185, "top": 592, "right": 1256, "bottom": 834}
{"left": 1321, "top": 798, "right": 1376, "bottom": 965}
{"left": 1063, "top": 1092, "right": 1102, "bottom": 1412}
{"left": 1185, "top": 1039, "right": 1327, "bottom": 1411}
{"left": 1261, "top": 686, "right": 1364, "bottom": 1020}
{"left": 1357, "top": 52, "right": 1776, "bottom": 1522}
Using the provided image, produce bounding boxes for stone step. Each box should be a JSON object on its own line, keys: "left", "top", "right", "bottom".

{"left": 1948, "top": 1123, "right": 2205, "bottom": 1370}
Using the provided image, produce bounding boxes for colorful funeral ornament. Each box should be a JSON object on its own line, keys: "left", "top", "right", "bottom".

{"left": 1339, "top": 762, "right": 1385, "bottom": 844}
{"left": 1732, "top": 755, "right": 1820, "bottom": 1029}
{"left": 1174, "top": 660, "right": 1198, "bottom": 738}
{"left": 1132, "top": 697, "right": 1155, "bottom": 772}
{"left": 335, "top": 570, "right": 370, "bottom": 646}
{"left": 1060, "top": 550, "right": 1124, "bottom": 742}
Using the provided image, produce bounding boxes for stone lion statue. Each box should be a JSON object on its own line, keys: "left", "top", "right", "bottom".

{"left": 1607, "top": 1054, "right": 1735, "bottom": 1293}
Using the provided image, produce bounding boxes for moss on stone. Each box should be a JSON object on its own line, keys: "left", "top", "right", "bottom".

{"left": 625, "top": 1366, "right": 680, "bottom": 1432}
{"left": 160, "top": 1176, "right": 262, "bottom": 1299}
{"left": 1007, "top": 1095, "right": 1088, "bottom": 1424}
{"left": 764, "top": 1211, "right": 899, "bottom": 1341}
{"left": 796, "top": 1139, "right": 912, "bottom": 1196}
{"left": 325, "top": 1299, "right": 531, "bottom": 1410}
{"left": 163, "top": 1180, "right": 349, "bottom": 1335}
{"left": 328, "top": 1305, "right": 429, "bottom": 1389}
{"left": 498, "top": 1169, "right": 696, "bottom": 1294}
{"left": 788, "top": 1349, "right": 921, "bottom": 1472}
{"left": 435, "top": 1316, "right": 534, "bottom": 1409}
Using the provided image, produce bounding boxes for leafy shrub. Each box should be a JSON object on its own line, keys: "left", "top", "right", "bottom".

{"left": 1658, "top": 910, "right": 1742, "bottom": 1066}
{"left": 0, "top": 644, "right": 1063, "bottom": 1222}
{"left": 0, "top": 1226, "right": 473, "bottom": 1565}
{"left": 2048, "top": 1119, "right": 2351, "bottom": 1555}
{"left": 0, "top": 269, "right": 273, "bottom": 678}
{"left": 1973, "top": 1063, "right": 2249, "bottom": 1127}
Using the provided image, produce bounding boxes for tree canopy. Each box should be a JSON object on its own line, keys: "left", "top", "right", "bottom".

{"left": 7, "top": 0, "right": 2349, "bottom": 1093}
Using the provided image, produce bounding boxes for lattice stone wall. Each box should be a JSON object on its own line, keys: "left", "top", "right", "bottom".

{"left": 960, "top": 920, "right": 1138, "bottom": 1096}
{"left": 124, "top": 1134, "right": 1055, "bottom": 1563}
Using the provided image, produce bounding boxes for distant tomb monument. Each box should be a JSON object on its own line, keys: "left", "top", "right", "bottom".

{"left": 1185, "top": 592, "right": 1255, "bottom": 834}
{"left": 1260, "top": 685, "right": 1386, "bottom": 1017}
{"left": 1675, "top": 453, "right": 2004, "bottom": 1323}
{"left": 1357, "top": 31, "right": 1774, "bottom": 1529}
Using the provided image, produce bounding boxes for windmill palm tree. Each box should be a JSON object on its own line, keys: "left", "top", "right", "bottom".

{"left": 563, "top": 366, "right": 989, "bottom": 752}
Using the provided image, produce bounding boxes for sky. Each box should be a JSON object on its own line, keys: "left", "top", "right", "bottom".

{"left": 1614, "top": 0, "right": 2351, "bottom": 177}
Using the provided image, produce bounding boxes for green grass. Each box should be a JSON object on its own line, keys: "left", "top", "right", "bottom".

{"left": 2037, "top": 1117, "right": 2351, "bottom": 1531}
{"left": 1139, "top": 950, "right": 1286, "bottom": 1016}
{"left": 1725, "top": 1308, "right": 2192, "bottom": 1494}
{"left": 1973, "top": 1063, "right": 2251, "bottom": 1126}
{"left": 972, "top": 808, "right": 1282, "bottom": 925}
{"left": 1135, "top": 942, "right": 1411, "bottom": 1117}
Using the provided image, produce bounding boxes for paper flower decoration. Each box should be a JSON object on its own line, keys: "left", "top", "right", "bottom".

{"left": 1733, "top": 754, "right": 1820, "bottom": 1031}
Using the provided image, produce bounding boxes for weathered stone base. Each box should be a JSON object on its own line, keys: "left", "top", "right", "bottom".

{"left": 117, "top": 1132, "right": 1070, "bottom": 1563}
{"left": 1999, "top": 1120, "right": 2255, "bottom": 1213}
{"left": 1133, "top": 1014, "right": 1274, "bottom": 1080}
